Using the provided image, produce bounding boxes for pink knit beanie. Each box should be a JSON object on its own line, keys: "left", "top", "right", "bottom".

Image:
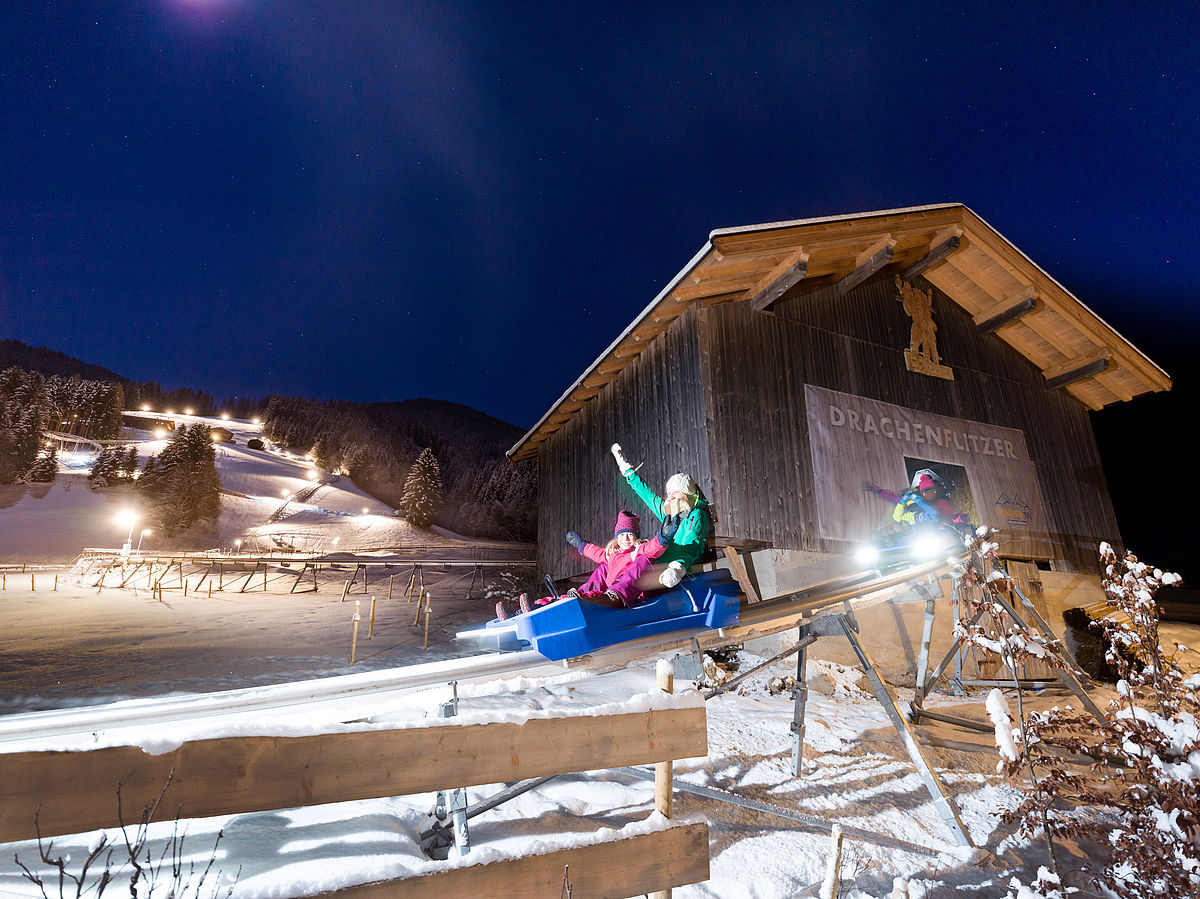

{"left": 614, "top": 510, "right": 640, "bottom": 537}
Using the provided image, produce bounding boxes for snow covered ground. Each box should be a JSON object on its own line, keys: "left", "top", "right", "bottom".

{"left": 0, "top": 413, "right": 1193, "bottom": 897}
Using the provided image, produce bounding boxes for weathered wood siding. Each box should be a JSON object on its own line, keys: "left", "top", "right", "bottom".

{"left": 538, "top": 306, "right": 711, "bottom": 577}
{"left": 698, "top": 271, "right": 1120, "bottom": 571}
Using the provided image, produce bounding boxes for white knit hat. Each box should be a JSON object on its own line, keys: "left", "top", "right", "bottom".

{"left": 664, "top": 473, "right": 698, "bottom": 498}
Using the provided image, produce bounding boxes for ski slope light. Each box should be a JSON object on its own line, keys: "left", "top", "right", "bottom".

{"left": 116, "top": 509, "right": 140, "bottom": 550}
{"left": 855, "top": 544, "right": 880, "bottom": 566}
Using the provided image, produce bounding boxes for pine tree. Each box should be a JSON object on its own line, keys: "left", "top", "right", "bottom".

{"left": 120, "top": 445, "right": 139, "bottom": 480}
{"left": 27, "top": 445, "right": 58, "bottom": 482}
{"left": 138, "top": 424, "right": 221, "bottom": 536}
{"left": 399, "top": 447, "right": 443, "bottom": 529}
{"left": 88, "top": 446, "right": 122, "bottom": 489}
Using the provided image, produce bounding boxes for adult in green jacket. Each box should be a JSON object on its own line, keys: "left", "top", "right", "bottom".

{"left": 610, "top": 443, "right": 710, "bottom": 588}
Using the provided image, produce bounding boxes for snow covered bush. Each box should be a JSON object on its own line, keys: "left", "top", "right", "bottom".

{"left": 956, "top": 532, "right": 1198, "bottom": 898}
{"left": 16, "top": 773, "right": 237, "bottom": 898}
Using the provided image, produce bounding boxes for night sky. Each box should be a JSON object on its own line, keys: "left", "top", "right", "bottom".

{"left": 2, "top": 3, "right": 1197, "bottom": 571}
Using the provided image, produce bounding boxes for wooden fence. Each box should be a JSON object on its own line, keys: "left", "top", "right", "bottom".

{"left": 1, "top": 700, "right": 709, "bottom": 897}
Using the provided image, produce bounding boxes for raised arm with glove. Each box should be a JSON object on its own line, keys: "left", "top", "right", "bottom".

{"left": 611, "top": 441, "right": 710, "bottom": 583}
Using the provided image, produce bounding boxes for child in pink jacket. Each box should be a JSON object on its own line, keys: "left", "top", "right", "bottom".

{"left": 563, "top": 510, "right": 676, "bottom": 608}
{"left": 497, "top": 510, "right": 678, "bottom": 618}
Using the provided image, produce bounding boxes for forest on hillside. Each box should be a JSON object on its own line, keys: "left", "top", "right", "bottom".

{"left": 0, "top": 341, "right": 537, "bottom": 542}
{"left": 0, "top": 367, "right": 124, "bottom": 483}
{"left": 263, "top": 395, "right": 536, "bottom": 541}
{"left": 0, "top": 340, "right": 255, "bottom": 419}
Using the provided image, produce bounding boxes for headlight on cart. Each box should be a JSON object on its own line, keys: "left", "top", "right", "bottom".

{"left": 913, "top": 532, "right": 948, "bottom": 559}
{"left": 855, "top": 544, "right": 880, "bottom": 566}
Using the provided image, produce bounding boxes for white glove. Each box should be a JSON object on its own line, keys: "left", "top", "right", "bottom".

{"left": 658, "top": 561, "right": 686, "bottom": 588}
{"left": 611, "top": 443, "right": 632, "bottom": 475}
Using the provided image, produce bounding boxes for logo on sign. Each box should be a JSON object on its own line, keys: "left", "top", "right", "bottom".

{"left": 994, "top": 492, "right": 1032, "bottom": 528}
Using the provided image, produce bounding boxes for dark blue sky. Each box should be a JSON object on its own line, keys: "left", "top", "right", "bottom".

{"left": 3, "top": 1, "right": 1196, "bottom": 428}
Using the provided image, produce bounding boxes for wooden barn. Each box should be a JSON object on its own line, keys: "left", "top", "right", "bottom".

{"left": 508, "top": 204, "right": 1170, "bottom": 597}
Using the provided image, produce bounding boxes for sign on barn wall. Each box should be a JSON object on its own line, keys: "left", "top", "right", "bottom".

{"left": 804, "top": 385, "right": 1054, "bottom": 558}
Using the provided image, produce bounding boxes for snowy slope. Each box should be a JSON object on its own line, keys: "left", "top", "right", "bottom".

{"left": 0, "top": 412, "right": 487, "bottom": 562}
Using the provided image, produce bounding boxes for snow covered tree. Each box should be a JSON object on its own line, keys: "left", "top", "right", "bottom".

{"left": 120, "top": 445, "right": 139, "bottom": 480}
{"left": 960, "top": 533, "right": 1198, "bottom": 898}
{"left": 138, "top": 424, "right": 221, "bottom": 536}
{"left": 88, "top": 445, "right": 124, "bottom": 489}
{"left": 399, "top": 447, "right": 443, "bottom": 529}
{"left": 26, "top": 445, "right": 58, "bottom": 482}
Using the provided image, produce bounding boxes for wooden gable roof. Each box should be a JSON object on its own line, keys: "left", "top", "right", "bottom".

{"left": 509, "top": 203, "right": 1171, "bottom": 461}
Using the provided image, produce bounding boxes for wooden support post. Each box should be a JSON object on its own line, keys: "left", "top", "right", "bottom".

{"left": 423, "top": 593, "right": 431, "bottom": 650}
{"left": 208, "top": 582, "right": 212, "bottom": 598}
{"left": 54, "top": 575, "right": 58, "bottom": 592}
{"left": 413, "top": 589, "right": 426, "bottom": 626}
{"left": 341, "top": 578, "right": 351, "bottom": 603}
{"left": 820, "top": 825, "right": 844, "bottom": 899}
{"left": 406, "top": 567, "right": 417, "bottom": 601}
{"left": 184, "top": 579, "right": 188, "bottom": 596}
{"left": 369, "top": 595, "right": 377, "bottom": 639}
{"left": 350, "top": 600, "right": 362, "bottom": 665}
{"left": 650, "top": 658, "right": 676, "bottom": 899}
{"left": 388, "top": 575, "right": 394, "bottom": 601}
{"left": 31, "top": 573, "right": 35, "bottom": 591}
{"left": 263, "top": 569, "right": 268, "bottom": 591}
{"left": 721, "top": 547, "right": 760, "bottom": 603}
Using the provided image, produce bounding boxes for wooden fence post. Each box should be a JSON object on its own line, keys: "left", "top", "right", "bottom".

{"left": 423, "top": 593, "right": 432, "bottom": 650}
{"left": 650, "top": 658, "right": 675, "bottom": 899}
{"left": 820, "top": 824, "right": 844, "bottom": 899}
{"left": 350, "top": 600, "right": 362, "bottom": 665}
{"left": 369, "top": 595, "right": 377, "bottom": 639}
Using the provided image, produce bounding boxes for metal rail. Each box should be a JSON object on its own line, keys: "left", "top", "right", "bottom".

{"left": 0, "top": 649, "right": 551, "bottom": 747}
{"left": 0, "top": 559, "right": 950, "bottom": 748}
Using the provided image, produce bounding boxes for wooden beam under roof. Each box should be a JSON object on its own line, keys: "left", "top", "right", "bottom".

{"left": 671, "top": 273, "right": 760, "bottom": 301}
{"left": 836, "top": 237, "right": 896, "bottom": 295}
{"left": 955, "top": 208, "right": 1172, "bottom": 392}
{"left": 750, "top": 248, "right": 810, "bottom": 312}
{"left": 1043, "top": 348, "right": 1112, "bottom": 390}
{"left": 691, "top": 246, "right": 795, "bottom": 278}
{"left": 900, "top": 227, "right": 964, "bottom": 281}
{"left": 974, "top": 291, "right": 1039, "bottom": 334}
